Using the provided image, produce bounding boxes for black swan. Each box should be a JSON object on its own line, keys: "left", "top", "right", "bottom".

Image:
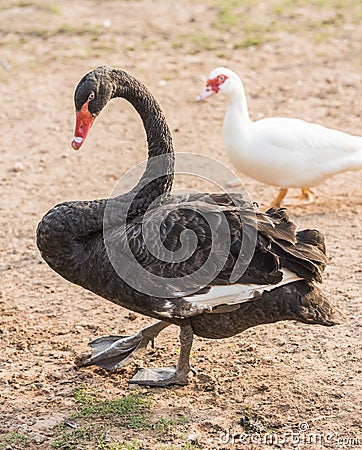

{"left": 36, "top": 67, "right": 338, "bottom": 386}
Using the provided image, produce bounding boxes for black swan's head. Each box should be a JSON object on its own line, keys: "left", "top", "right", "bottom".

{"left": 71, "top": 66, "right": 114, "bottom": 150}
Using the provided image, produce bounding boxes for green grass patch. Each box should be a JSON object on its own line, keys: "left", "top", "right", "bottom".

{"left": 52, "top": 426, "right": 92, "bottom": 449}
{"left": 190, "top": 33, "right": 217, "bottom": 52}
{"left": 172, "top": 32, "right": 217, "bottom": 54}
{"left": 233, "top": 36, "right": 264, "bottom": 49}
{"left": 70, "top": 385, "right": 151, "bottom": 429}
{"left": 52, "top": 425, "right": 143, "bottom": 449}
{"left": 115, "top": 442, "right": 143, "bottom": 450}
{"left": 204, "top": 0, "right": 362, "bottom": 47}
{"left": 153, "top": 415, "right": 189, "bottom": 434}
{"left": 0, "top": 432, "right": 31, "bottom": 450}
{"left": 211, "top": 0, "right": 255, "bottom": 30}
{"left": 158, "top": 445, "right": 201, "bottom": 450}
{"left": 5, "top": 1, "right": 60, "bottom": 13}
{"left": 3, "top": 23, "right": 101, "bottom": 40}
{"left": 51, "top": 385, "right": 196, "bottom": 449}
{"left": 51, "top": 385, "right": 152, "bottom": 449}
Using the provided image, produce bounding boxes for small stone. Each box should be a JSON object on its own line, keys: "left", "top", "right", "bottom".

{"left": 1, "top": 59, "right": 11, "bottom": 71}
{"left": 33, "top": 433, "right": 46, "bottom": 444}
{"left": 12, "top": 162, "right": 24, "bottom": 172}
{"left": 126, "top": 312, "right": 137, "bottom": 321}
{"left": 187, "top": 432, "right": 201, "bottom": 443}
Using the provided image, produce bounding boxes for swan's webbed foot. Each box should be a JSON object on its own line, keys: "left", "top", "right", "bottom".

{"left": 75, "top": 321, "right": 171, "bottom": 371}
{"left": 75, "top": 334, "right": 142, "bottom": 371}
{"left": 129, "top": 367, "right": 189, "bottom": 386}
{"left": 128, "top": 323, "right": 194, "bottom": 387}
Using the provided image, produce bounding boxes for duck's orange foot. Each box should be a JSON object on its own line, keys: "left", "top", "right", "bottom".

{"left": 270, "top": 188, "right": 288, "bottom": 208}
{"left": 294, "top": 188, "right": 315, "bottom": 204}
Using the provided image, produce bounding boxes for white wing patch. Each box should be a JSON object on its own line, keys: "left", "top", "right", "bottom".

{"left": 184, "top": 268, "right": 303, "bottom": 308}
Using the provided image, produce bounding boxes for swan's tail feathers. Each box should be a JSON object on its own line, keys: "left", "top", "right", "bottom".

{"left": 258, "top": 209, "right": 328, "bottom": 283}
{"left": 268, "top": 226, "right": 328, "bottom": 283}
{"left": 290, "top": 281, "right": 343, "bottom": 326}
{"left": 296, "top": 228, "right": 326, "bottom": 254}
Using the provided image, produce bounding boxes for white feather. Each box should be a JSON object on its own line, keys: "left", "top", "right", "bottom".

{"left": 184, "top": 268, "right": 303, "bottom": 307}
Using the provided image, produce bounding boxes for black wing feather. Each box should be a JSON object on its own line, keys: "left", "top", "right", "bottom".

{"left": 115, "top": 193, "right": 327, "bottom": 291}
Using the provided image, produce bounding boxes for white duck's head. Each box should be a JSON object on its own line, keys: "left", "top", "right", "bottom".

{"left": 197, "top": 67, "right": 242, "bottom": 101}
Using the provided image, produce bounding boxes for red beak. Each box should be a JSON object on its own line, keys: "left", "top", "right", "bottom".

{"left": 71, "top": 101, "right": 95, "bottom": 150}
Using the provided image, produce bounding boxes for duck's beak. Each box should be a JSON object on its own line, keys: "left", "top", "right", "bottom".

{"left": 196, "top": 86, "right": 215, "bottom": 102}
{"left": 71, "top": 102, "right": 95, "bottom": 150}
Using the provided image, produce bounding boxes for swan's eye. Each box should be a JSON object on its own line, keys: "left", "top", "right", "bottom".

{"left": 88, "top": 92, "right": 95, "bottom": 101}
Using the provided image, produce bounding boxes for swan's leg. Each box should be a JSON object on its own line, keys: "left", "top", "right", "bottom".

{"left": 75, "top": 320, "right": 171, "bottom": 371}
{"left": 270, "top": 188, "right": 288, "bottom": 208}
{"left": 129, "top": 323, "right": 193, "bottom": 387}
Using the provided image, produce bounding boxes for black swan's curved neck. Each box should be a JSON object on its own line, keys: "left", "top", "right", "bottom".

{"left": 112, "top": 70, "right": 173, "bottom": 159}
{"left": 111, "top": 69, "right": 174, "bottom": 207}
{"left": 37, "top": 69, "right": 174, "bottom": 285}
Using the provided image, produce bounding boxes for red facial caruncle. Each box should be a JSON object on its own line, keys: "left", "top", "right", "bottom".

{"left": 206, "top": 74, "right": 228, "bottom": 93}
{"left": 196, "top": 74, "right": 228, "bottom": 101}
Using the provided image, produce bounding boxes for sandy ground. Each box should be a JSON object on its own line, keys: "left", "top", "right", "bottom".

{"left": 0, "top": 1, "right": 361, "bottom": 449}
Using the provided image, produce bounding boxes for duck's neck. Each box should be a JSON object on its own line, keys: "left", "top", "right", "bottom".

{"left": 223, "top": 79, "right": 252, "bottom": 136}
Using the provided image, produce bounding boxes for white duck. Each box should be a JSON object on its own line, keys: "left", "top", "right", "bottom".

{"left": 197, "top": 67, "right": 362, "bottom": 207}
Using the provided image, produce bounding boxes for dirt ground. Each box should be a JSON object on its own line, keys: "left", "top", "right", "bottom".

{"left": 0, "top": 1, "right": 361, "bottom": 449}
